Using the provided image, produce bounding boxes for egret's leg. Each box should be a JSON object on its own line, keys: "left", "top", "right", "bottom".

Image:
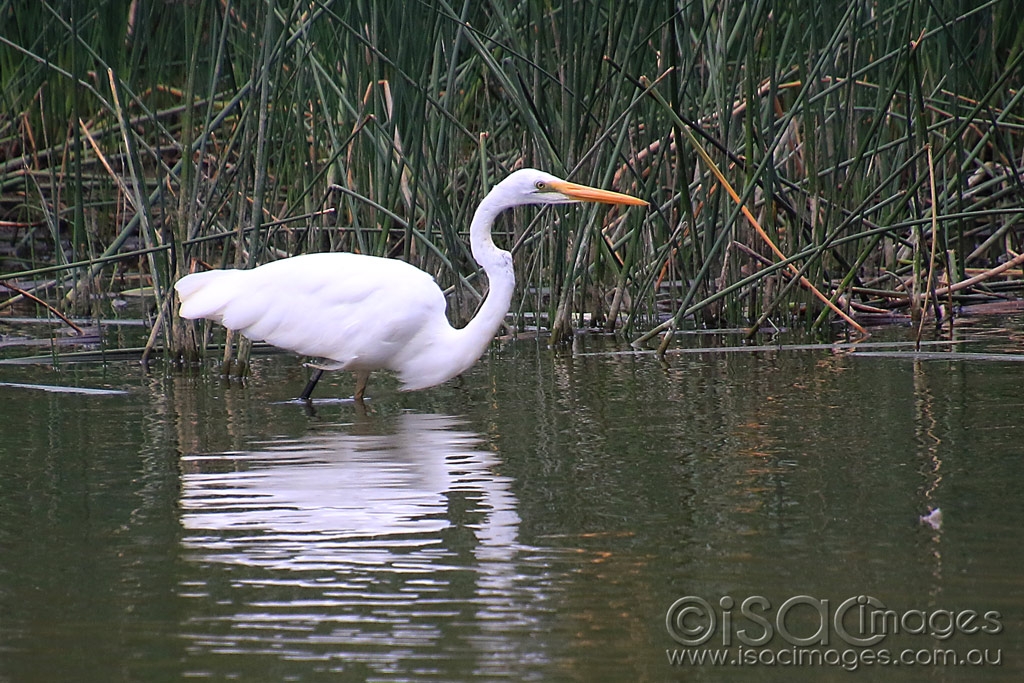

{"left": 299, "top": 368, "right": 324, "bottom": 401}
{"left": 353, "top": 370, "right": 370, "bottom": 402}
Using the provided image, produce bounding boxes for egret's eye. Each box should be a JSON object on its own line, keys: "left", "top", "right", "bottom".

{"left": 535, "top": 180, "right": 547, "bottom": 191}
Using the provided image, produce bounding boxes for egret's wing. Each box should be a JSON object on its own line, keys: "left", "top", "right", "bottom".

{"left": 176, "top": 252, "right": 449, "bottom": 368}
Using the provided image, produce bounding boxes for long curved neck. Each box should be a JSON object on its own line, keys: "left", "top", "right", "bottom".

{"left": 449, "top": 189, "right": 516, "bottom": 368}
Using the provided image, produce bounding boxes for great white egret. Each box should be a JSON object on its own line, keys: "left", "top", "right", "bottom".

{"left": 175, "top": 168, "right": 647, "bottom": 401}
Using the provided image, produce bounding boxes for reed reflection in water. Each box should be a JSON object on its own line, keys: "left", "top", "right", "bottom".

{"left": 178, "top": 412, "right": 554, "bottom": 679}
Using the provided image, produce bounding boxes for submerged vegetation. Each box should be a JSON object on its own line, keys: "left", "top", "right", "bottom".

{"left": 1, "top": 0, "right": 1023, "bottom": 367}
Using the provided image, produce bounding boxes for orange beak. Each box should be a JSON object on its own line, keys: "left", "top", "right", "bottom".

{"left": 546, "top": 179, "right": 648, "bottom": 206}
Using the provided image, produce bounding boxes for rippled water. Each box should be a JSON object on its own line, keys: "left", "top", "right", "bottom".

{"left": 178, "top": 414, "right": 544, "bottom": 678}
{"left": 1, "top": 321, "right": 1023, "bottom": 681}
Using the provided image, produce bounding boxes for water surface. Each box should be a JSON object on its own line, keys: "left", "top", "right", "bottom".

{"left": 1, "top": 322, "right": 1022, "bottom": 681}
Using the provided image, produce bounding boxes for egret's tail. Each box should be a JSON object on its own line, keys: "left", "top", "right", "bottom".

{"left": 174, "top": 269, "right": 245, "bottom": 324}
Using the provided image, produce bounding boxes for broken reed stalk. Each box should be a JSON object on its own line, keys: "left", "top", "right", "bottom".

{"left": 0, "top": 281, "right": 85, "bottom": 335}
{"left": 924, "top": 251, "right": 1024, "bottom": 301}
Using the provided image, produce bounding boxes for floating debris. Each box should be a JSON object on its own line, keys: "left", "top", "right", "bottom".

{"left": 920, "top": 507, "right": 943, "bottom": 530}
{"left": 0, "top": 381, "right": 128, "bottom": 396}
{"left": 852, "top": 351, "right": 1024, "bottom": 362}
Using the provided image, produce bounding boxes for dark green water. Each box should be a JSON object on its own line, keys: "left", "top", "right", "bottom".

{"left": 1, "top": 323, "right": 1022, "bottom": 681}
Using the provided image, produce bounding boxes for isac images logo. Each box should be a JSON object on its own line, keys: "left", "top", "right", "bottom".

{"left": 665, "top": 594, "right": 1003, "bottom": 670}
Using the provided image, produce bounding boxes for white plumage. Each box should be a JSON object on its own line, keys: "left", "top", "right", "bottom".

{"left": 175, "top": 169, "right": 646, "bottom": 400}
{"left": 177, "top": 254, "right": 453, "bottom": 387}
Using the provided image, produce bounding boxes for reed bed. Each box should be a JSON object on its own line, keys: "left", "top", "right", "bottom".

{"left": 1, "top": 0, "right": 1022, "bottom": 366}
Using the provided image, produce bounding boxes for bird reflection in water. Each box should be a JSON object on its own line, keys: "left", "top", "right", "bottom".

{"left": 178, "top": 413, "right": 549, "bottom": 676}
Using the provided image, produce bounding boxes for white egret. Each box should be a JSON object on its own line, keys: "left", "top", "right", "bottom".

{"left": 175, "top": 168, "right": 647, "bottom": 401}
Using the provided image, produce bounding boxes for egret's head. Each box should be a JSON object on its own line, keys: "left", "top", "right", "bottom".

{"left": 497, "top": 168, "right": 648, "bottom": 207}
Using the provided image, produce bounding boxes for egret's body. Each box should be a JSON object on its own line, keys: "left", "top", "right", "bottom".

{"left": 175, "top": 169, "right": 646, "bottom": 400}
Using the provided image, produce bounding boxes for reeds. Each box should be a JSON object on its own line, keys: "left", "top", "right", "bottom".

{"left": 2, "top": 0, "right": 1022, "bottom": 363}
